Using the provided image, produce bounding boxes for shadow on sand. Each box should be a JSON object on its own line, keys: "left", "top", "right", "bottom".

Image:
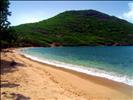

{"left": 1, "top": 92, "right": 30, "bottom": 100}
{"left": 1, "top": 59, "right": 30, "bottom": 99}
{"left": 1, "top": 59, "right": 24, "bottom": 75}
{"left": 0, "top": 80, "right": 20, "bottom": 88}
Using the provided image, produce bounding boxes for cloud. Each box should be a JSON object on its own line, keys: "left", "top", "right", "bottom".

{"left": 122, "top": 2, "right": 133, "bottom": 23}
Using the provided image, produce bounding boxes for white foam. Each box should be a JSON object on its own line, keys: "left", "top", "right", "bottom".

{"left": 19, "top": 51, "right": 133, "bottom": 86}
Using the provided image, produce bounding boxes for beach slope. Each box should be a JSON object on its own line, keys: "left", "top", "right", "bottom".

{"left": 1, "top": 48, "right": 133, "bottom": 100}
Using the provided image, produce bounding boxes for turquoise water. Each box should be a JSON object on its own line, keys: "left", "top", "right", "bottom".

{"left": 21, "top": 46, "right": 133, "bottom": 86}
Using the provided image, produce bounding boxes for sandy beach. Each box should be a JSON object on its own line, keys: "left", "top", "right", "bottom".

{"left": 1, "top": 48, "right": 133, "bottom": 100}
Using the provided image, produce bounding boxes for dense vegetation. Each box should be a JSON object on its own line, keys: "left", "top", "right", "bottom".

{"left": 0, "top": 0, "right": 18, "bottom": 48}
{"left": 14, "top": 10, "right": 133, "bottom": 47}
{"left": 7, "top": 10, "right": 133, "bottom": 47}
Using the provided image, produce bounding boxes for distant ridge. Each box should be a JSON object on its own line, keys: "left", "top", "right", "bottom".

{"left": 14, "top": 9, "right": 133, "bottom": 47}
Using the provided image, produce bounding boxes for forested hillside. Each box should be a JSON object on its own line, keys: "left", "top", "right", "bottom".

{"left": 14, "top": 10, "right": 133, "bottom": 47}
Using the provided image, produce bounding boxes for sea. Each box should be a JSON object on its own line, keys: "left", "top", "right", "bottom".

{"left": 20, "top": 46, "right": 133, "bottom": 86}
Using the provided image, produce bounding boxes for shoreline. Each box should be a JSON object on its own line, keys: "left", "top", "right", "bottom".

{"left": 17, "top": 48, "right": 133, "bottom": 96}
{"left": 1, "top": 48, "right": 133, "bottom": 100}
{"left": 18, "top": 48, "right": 133, "bottom": 86}
{"left": 19, "top": 50, "right": 132, "bottom": 89}
{"left": 20, "top": 52, "right": 132, "bottom": 87}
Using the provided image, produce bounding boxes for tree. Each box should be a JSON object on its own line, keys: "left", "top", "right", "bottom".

{"left": 0, "top": 0, "right": 17, "bottom": 49}
{"left": 0, "top": 0, "right": 11, "bottom": 48}
{"left": 0, "top": 0, "right": 11, "bottom": 32}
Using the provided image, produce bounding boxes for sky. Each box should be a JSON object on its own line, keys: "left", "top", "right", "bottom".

{"left": 9, "top": 1, "right": 133, "bottom": 26}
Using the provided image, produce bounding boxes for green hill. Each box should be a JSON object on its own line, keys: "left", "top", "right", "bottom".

{"left": 14, "top": 10, "right": 133, "bottom": 47}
